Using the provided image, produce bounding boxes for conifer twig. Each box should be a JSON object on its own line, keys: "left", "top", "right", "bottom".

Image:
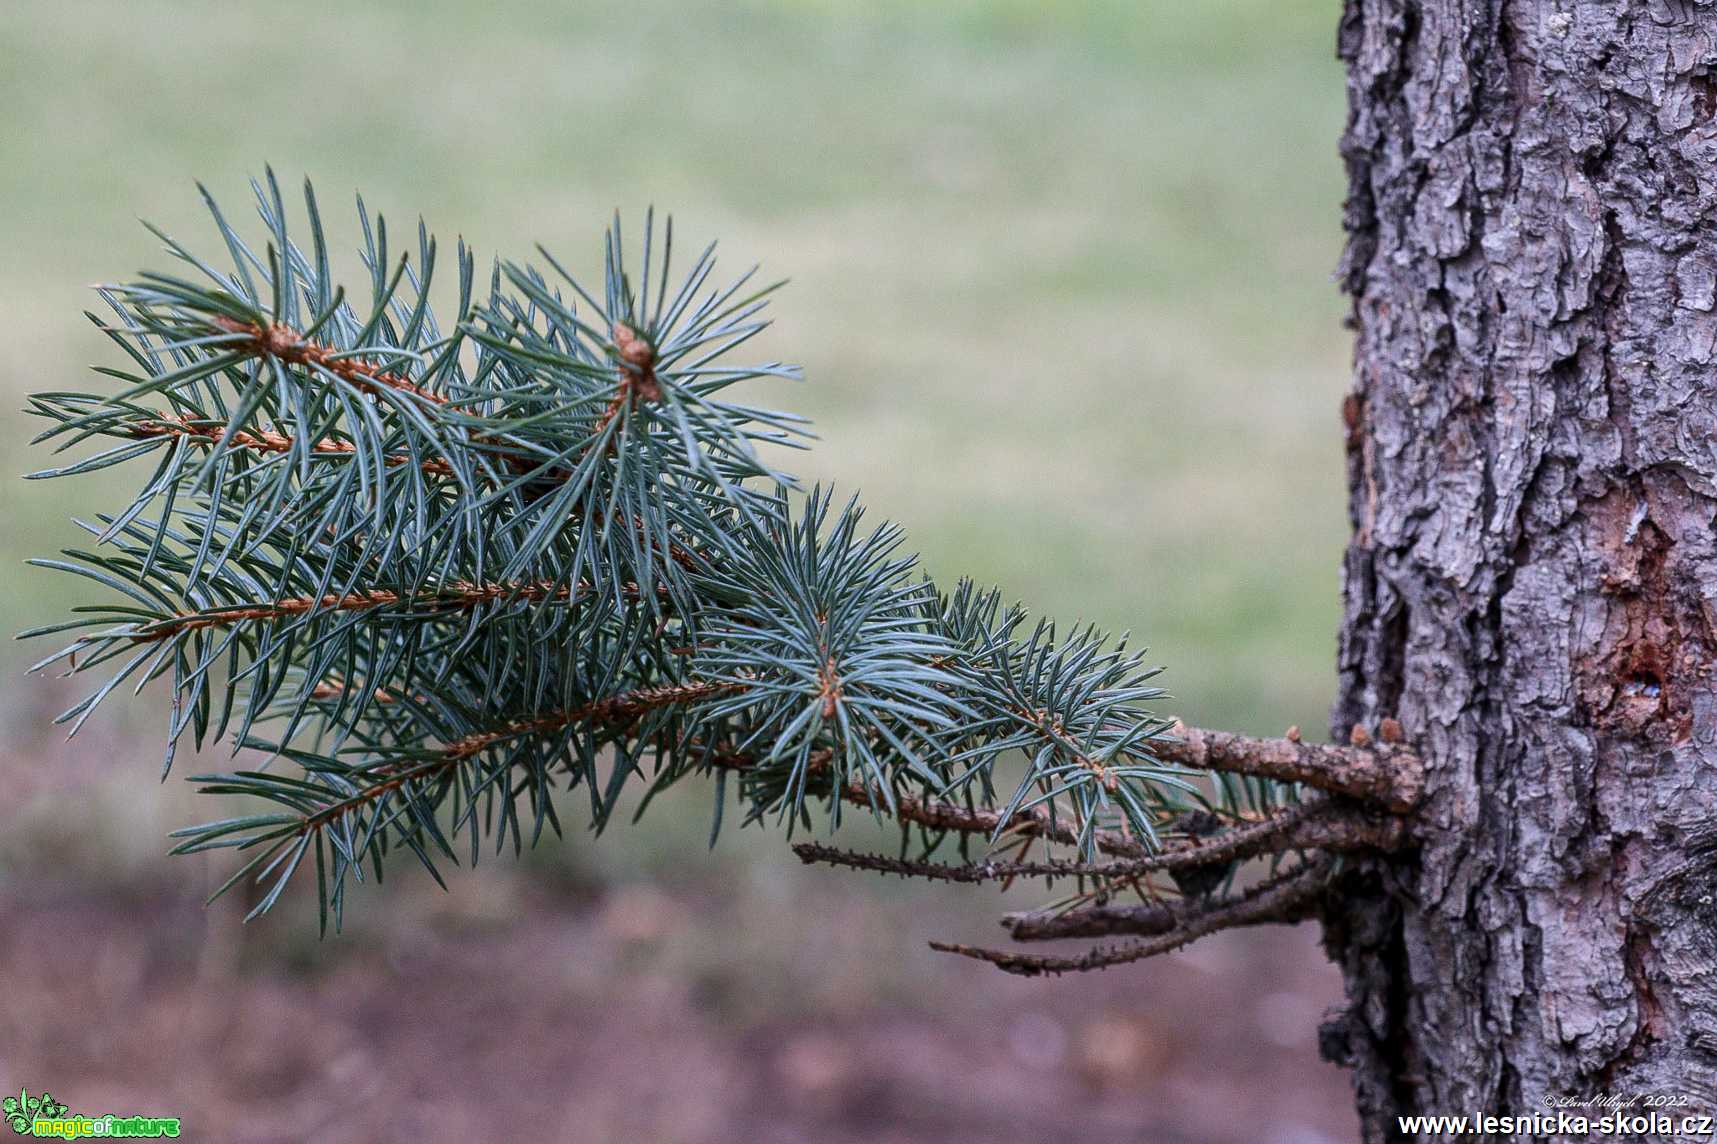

{"left": 115, "top": 579, "right": 662, "bottom": 641}
{"left": 790, "top": 798, "right": 1401, "bottom": 884}
{"left": 121, "top": 416, "right": 457, "bottom": 477}
{"left": 929, "top": 858, "right": 1334, "bottom": 976}
{"left": 210, "top": 315, "right": 447, "bottom": 404}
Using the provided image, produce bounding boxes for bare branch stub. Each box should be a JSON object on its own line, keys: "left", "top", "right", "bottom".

{"left": 1159, "top": 722, "right": 1423, "bottom": 813}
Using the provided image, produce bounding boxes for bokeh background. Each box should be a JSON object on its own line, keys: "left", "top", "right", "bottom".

{"left": 0, "top": 2, "right": 1359, "bottom": 1140}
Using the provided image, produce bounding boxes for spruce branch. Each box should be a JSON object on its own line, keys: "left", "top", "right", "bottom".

{"left": 21, "top": 174, "right": 1420, "bottom": 961}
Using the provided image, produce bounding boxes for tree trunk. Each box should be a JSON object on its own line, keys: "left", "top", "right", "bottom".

{"left": 1322, "top": 0, "right": 1717, "bottom": 1136}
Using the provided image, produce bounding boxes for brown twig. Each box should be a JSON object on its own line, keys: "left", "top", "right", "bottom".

{"left": 121, "top": 578, "right": 663, "bottom": 642}
{"left": 706, "top": 731, "right": 1413, "bottom": 852}
{"left": 816, "top": 655, "right": 844, "bottom": 721}
{"left": 998, "top": 855, "right": 1336, "bottom": 941}
{"left": 309, "top": 681, "right": 397, "bottom": 703}
{"left": 824, "top": 786, "right": 1149, "bottom": 857}
{"left": 270, "top": 677, "right": 1407, "bottom": 977}
{"left": 290, "top": 680, "right": 742, "bottom": 835}
{"left": 1001, "top": 899, "right": 1181, "bottom": 942}
{"left": 929, "top": 858, "right": 1334, "bottom": 976}
{"left": 126, "top": 416, "right": 456, "bottom": 477}
{"left": 213, "top": 317, "right": 446, "bottom": 404}
{"left": 441, "top": 680, "right": 741, "bottom": 761}
{"left": 789, "top": 798, "right": 1402, "bottom": 885}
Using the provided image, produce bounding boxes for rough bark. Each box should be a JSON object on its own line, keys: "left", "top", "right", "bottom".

{"left": 1324, "top": 1, "right": 1717, "bottom": 1137}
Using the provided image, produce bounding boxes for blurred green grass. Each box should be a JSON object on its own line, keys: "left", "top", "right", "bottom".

{"left": 0, "top": 0, "right": 1350, "bottom": 882}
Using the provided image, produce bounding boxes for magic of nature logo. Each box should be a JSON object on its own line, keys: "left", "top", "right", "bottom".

{"left": 4, "top": 1087, "right": 181, "bottom": 1138}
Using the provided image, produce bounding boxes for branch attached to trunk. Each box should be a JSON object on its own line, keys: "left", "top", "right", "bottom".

{"left": 232, "top": 675, "right": 1409, "bottom": 971}
{"left": 1158, "top": 722, "right": 1423, "bottom": 813}
{"left": 292, "top": 678, "right": 1418, "bottom": 874}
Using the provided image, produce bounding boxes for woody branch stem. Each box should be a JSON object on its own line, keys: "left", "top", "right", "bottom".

{"left": 1158, "top": 722, "right": 1422, "bottom": 813}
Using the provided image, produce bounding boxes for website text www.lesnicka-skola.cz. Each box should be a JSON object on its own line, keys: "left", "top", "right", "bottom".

{"left": 1397, "top": 1111, "right": 1715, "bottom": 1140}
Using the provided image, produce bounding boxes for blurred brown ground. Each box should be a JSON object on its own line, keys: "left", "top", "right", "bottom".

{"left": 1, "top": 700, "right": 1358, "bottom": 1144}
{"left": 0, "top": 877, "right": 1354, "bottom": 1143}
